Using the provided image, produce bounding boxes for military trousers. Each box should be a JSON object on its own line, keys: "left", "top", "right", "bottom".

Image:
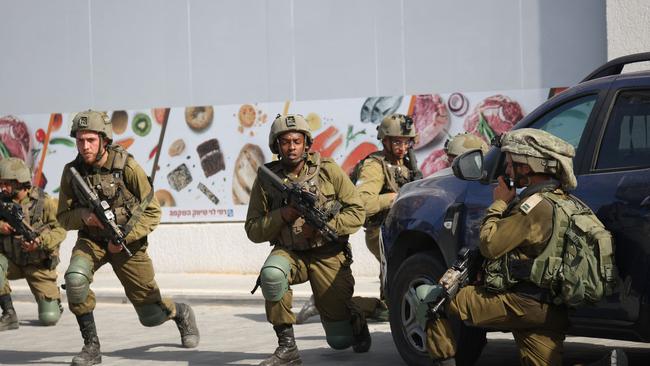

{"left": 426, "top": 285, "right": 569, "bottom": 366}
{"left": 67, "top": 237, "right": 175, "bottom": 317}
{"left": 0, "top": 253, "right": 60, "bottom": 301}
{"left": 265, "top": 245, "right": 361, "bottom": 325}
{"left": 351, "top": 226, "right": 388, "bottom": 318}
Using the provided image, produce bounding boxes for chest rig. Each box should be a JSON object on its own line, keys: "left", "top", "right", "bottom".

{"left": 260, "top": 153, "right": 340, "bottom": 251}
{"left": 0, "top": 188, "right": 54, "bottom": 267}
{"left": 72, "top": 145, "right": 141, "bottom": 244}
{"left": 364, "top": 152, "right": 414, "bottom": 227}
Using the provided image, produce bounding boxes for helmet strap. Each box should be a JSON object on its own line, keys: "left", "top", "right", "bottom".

{"left": 95, "top": 135, "right": 105, "bottom": 163}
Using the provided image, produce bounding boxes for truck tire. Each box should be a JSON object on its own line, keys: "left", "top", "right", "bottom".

{"left": 388, "top": 252, "right": 486, "bottom": 366}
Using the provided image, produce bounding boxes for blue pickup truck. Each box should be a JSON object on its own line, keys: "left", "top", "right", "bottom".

{"left": 381, "top": 53, "right": 650, "bottom": 365}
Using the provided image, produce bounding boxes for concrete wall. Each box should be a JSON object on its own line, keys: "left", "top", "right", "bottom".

{"left": 607, "top": 0, "right": 650, "bottom": 72}
{"left": 56, "top": 224, "right": 380, "bottom": 277}
{"left": 0, "top": 0, "right": 606, "bottom": 115}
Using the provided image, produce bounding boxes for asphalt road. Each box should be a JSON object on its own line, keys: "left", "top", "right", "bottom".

{"left": 2, "top": 301, "right": 650, "bottom": 365}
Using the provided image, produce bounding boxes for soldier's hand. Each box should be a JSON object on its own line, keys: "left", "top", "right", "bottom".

{"left": 387, "top": 192, "right": 398, "bottom": 204}
{"left": 494, "top": 176, "right": 516, "bottom": 203}
{"left": 21, "top": 238, "right": 40, "bottom": 252}
{"left": 280, "top": 206, "right": 301, "bottom": 224}
{"left": 82, "top": 211, "right": 106, "bottom": 230}
{"left": 0, "top": 221, "right": 14, "bottom": 235}
{"left": 107, "top": 241, "right": 123, "bottom": 254}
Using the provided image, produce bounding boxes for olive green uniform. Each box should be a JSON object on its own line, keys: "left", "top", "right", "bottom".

{"left": 0, "top": 188, "right": 66, "bottom": 305}
{"left": 57, "top": 147, "right": 176, "bottom": 321}
{"left": 426, "top": 182, "right": 570, "bottom": 366}
{"left": 246, "top": 152, "right": 366, "bottom": 343}
{"left": 353, "top": 153, "right": 411, "bottom": 316}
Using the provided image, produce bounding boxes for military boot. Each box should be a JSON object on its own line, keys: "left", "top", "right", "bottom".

{"left": 72, "top": 313, "right": 101, "bottom": 366}
{"left": 0, "top": 294, "right": 18, "bottom": 331}
{"left": 259, "top": 324, "right": 302, "bottom": 366}
{"left": 174, "top": 303, "right": 200, "bottom": 348}
{"left": 295, "top": 295, "right": 319, "bottom": 324}
{"left": 433, "top": 358, "right": 456, "bottom": 366}
{"left": 352, "top": 313, "right": 371, "bottom": 353}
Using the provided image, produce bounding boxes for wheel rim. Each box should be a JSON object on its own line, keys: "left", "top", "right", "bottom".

{"left": 401, "top": 276, "right": 435, "bottom": 353}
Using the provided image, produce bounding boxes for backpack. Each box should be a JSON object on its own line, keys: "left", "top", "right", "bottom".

{"left": 529, "top": 192, "right": 618, "bottom": 307}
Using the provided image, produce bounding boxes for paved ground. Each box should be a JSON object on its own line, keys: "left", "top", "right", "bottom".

{"left": 3, "top": 300, "right": 650, "bottom": 366}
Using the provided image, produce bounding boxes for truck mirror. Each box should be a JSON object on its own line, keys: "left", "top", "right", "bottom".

{"left": 452, "top": 149, "right": 485, "bottom": 181}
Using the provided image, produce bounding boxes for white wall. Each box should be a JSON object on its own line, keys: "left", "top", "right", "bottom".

{"left": 56, "top": 224, "right": 381, "bottom": 276}
{"left": 0, "top": 0, "right": 606, "bottom": 115}
{"left": 607, "top": 0, "right": 650, "bottom": 70}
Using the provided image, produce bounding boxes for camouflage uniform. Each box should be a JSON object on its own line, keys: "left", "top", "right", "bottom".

{"left": 0, "top": 158, "right": 66, "bottom": 330}
{"left": 58, "top": 110, "right": 198, "bottom": 366}
{"left": 353, "top": 114, "right": 421, "bottom": 318}
{"left": 246, "top": 114, "right": 370, "bottom": 365}
{"left": 424, "top": 129, "right": 579, "bottom": 366}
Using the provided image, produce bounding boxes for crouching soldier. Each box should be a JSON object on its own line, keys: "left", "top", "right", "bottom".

{"left": 58, "top": 110, "right": 199, "bottom": 365}
{"left": 246, "top": 114, "right": 371, "bottom": 365}
{"left": 0, "top": 157, "right": 66, "bottom": 330}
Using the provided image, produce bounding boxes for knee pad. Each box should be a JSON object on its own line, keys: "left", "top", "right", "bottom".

{"left": 37, "top": 298, "right": 62, "bottom": 326}
{"left": 260, "top": 255, "right": 290, "bottom": 302}
{"left": 64, "top": 256, "right": 93, "bottom": 304}
{"left": 134, "top": 303, "right": 168, "bottom": 327}
{"left": 322, "top": 319, "right": 355, "bottom": 350}
{"left": 0, "top": 254, "right": 7, "bottom": 289}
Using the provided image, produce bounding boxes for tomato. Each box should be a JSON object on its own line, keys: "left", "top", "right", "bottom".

{"left": 36, "top": 128, "right": 46, "bottom": 143}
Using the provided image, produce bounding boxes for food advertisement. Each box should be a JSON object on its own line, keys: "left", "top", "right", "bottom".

{"left": 1, "top": 88, "right": 552, "bottom": 222}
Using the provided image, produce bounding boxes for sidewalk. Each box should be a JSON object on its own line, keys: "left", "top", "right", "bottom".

{"left": 9, "top": 272, "right": 383, "bottom": 305}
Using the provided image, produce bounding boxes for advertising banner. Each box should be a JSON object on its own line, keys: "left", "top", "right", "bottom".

{"left": 1, "top": 88, "right": 556, "bottom": 222}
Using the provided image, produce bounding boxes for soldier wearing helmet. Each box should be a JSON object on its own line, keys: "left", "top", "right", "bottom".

{"left": 417, "top": 128, "right": 587, "bottom": 366}
{"left": 246, "top": 114, "right": 370, "bottom": 365}
{"left": 332, "top": 113, "right": 422, "bottom": 324}
{"left": 58, "top": 110, "right": 199, "bottom": 366}
{"left": 0, "top": 158, "right": 66, "bottom": 331}
{"left": 444, "top": 133, "right": 489, "bottom": 163}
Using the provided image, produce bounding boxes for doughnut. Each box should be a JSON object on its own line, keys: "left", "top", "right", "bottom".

{"left": 185, "top": 106, "right": 214, "bottom": 131}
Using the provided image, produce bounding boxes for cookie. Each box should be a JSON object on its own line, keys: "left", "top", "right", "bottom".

{"left": 168, "top": 139, "right": 186, "bottom": 157}
{"left": 185, "top": 106, "right": 214, "bottom": 131}
{"left": 238, "top": 104, "right": 256, "bottom": 128}
{"left": 155, "top": 189, "right": 176, "bottom": 207}
{"left": 196, "top": 138, "right": 225, "bottom": 177}
{"left": 232, "top": 143, "right": 265, "bottom": 205}
{"left": 167, "top": 163, "right": 193, "bottom": 191}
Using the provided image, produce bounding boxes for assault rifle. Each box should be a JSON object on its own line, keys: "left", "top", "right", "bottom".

{"left": 258, "top": 165, "right": 341, "bottom": 244}
{"left": 407, "top": 148, "right": 423, "bottom": 181}
{"left": 69, "top": 167, "right": 133, "bottom": 257}
{"left": 428, "top": 247, "right": 475, "bottom": 318}
{"left": 0, "top": 199, "right": 38, "bottom": 242}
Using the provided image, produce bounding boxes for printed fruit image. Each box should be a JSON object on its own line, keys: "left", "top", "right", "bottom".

{"left": 132, "top": 113, "right": 152, "bottom": 137}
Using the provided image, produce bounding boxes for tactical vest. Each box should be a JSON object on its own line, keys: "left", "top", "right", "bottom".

{"left": 72, "top": 145, "right": 143, "bottom": 245}
{"left": 484, "top": 190, "right": 617, "bottom": 307}
{"left": 350, "top": 152, "right": 414, "bottom": 227}
{"left": 259, "top": 153, "right": 341, "bottom": 251}
{"left": 0, "top": 187, "right": 56, "bottom": 268}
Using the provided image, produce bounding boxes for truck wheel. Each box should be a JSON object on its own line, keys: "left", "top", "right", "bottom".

{"left": 388, "top": 252, "right": 486, "bottom": 366}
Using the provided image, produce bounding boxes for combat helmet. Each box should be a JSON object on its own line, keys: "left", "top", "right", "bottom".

{"left": 268, "top": 114, "right": 313, "bottom": 154}
{"left": 70, "top": 110, "right": 112, "bottom": 140}
{"left": 0, "top": 157, "right": 31, "bottom": 184}
{"left": 377, "top": 114, "right": 417, "bottom": 140}
{"left": 500, "top": 128, "right": 577, "bottom": 190}
{"left": 444, "top": 133, "right": 489, "bottom": 157}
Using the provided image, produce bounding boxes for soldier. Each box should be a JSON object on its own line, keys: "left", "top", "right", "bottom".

{"left": 0, "top": 158, "right": 66, "bottom": 330}
{"left": 246, "top": 114, "right": 371, "bottom": 365}
{"left": 58, "top": 110, "right": 199, "bottom": 366}
{"left": 421, "top": 128, "right": 579, "bottom": 366}
{"left": 443, "top": 132, "right": 489, "bottom": 163}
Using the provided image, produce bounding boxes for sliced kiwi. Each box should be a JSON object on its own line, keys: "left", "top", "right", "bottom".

{"left": 132, "top": 113, "right": 152, "bottom": 137}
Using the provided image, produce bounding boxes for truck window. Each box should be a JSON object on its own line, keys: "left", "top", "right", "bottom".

{"left": 530, "top": 94, "right": 597, "bottom": 147}
{"left": 596, "top": 89, "right": 650, "bottom": 170}
{"left": 490, "top": 94, "right": 596, "bottom": 179}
